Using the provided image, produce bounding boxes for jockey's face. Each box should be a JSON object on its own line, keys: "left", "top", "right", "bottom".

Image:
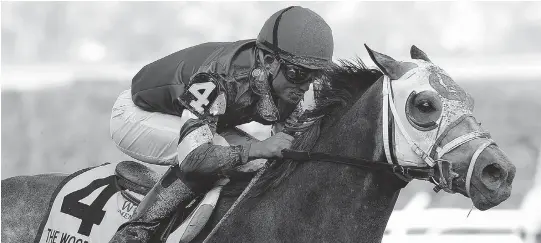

{"left": 270, "top": 57, "right": 320, "bottom": 104}
{"left": 272, "top": 67, "right": 311, "bottom": 104}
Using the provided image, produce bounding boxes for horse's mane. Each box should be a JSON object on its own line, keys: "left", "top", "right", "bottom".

{"left": 244, "top": 58, "right": 383, "bottom": 197}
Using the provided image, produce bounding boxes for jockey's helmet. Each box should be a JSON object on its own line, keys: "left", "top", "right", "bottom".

{"left": 256, "top": 6, "right": 334, "bottom": 70}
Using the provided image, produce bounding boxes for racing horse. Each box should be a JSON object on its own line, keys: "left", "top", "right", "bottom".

{"left": 2, "top": 45, "right": 516, "bottom": 243}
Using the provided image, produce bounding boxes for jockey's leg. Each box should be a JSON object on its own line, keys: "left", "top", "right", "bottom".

{"left": 109, "top": 166, "right": 195, "bottom": 243}
{"left": 110, "top": 89, "right": 191, "bottom": 165}
{"left": 109, "top": 90, "right": 197, "bottom": 242}
{"left": 108, "top": 90, "right": 263, "bottom": 242}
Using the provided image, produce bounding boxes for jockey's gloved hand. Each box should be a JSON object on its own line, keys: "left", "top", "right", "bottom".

{"left": 248, "top": 132, "right": 294, "bottom": 159}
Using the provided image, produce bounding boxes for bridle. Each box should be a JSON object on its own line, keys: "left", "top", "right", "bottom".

{"left": 282, "top": 75, "right": 496, "bottom": 197}
{"left": 202, "top": 73, "right": 497, "bottom": 243}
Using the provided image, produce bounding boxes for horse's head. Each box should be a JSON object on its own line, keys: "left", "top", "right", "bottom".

{"left": 365, "top": 45, "right": 516, "bottom": 210}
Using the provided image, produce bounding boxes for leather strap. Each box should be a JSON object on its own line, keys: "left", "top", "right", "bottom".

{"left": 281, "top": 149, "right": 434, "bottom": 180}
{"left": 429, "top": 114, "right": 474, "bottom": 158}
{"left": 436, "top": 131, "right": 491, "bottom": 159}
{"left": 382, "top": 76, "right": 394, "bottom": 165}
{"left": 466, "top": 140, "right": 495, "bottom": 197}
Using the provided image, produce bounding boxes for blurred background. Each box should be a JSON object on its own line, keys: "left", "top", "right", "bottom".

{"left": 1, "top": 1, "right": 540, "bottom": 243}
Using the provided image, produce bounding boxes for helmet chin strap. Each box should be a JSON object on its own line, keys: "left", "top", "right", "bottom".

{"left": 256, "top": 49, "right": 281, "bottom": 91}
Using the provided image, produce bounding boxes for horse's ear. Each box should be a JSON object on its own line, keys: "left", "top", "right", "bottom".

{"left": 364, "top": 44, "right": 417, "bottom": 80}
{"left": 410, "top": 45, "right": 432, "bottom": 63}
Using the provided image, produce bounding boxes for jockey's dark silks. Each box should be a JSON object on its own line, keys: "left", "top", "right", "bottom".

{"left": 129, "top": 39, "right": 298, "bottom": 181}
{"left": 131, "top": 39, "right": 296, "bottom": 127}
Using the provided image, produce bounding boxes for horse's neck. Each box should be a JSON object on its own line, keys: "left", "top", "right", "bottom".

{"left": 315, "top": 77, "right": 386, "bottom": 161}
{"left": 203, "top": 78, "right": 403, "bottom": 243}
{"left": 303, "top": 77, "right": 403, "bottom": 239}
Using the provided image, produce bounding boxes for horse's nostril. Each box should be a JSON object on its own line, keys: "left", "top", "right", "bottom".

{"left": 481, "top": 164, "right": 504, "bottom": 186}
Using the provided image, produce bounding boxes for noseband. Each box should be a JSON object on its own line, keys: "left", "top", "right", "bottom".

{"left": 282, "top": 75, "right": 495, "bottom": 197}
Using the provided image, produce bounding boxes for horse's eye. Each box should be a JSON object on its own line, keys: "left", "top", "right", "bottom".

{"left": 416, "top": 100, "right": 435, "bottom": 113}
{"left": 406, "top": 91, "right": 442, "bottom": 131}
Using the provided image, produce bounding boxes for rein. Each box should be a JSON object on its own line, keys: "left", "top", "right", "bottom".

{"left": 281, "top": 149, "right": 434, "bottom": 180}
{"left": 281, "top": 75, "right": 495, "bottom": 197}
{"left": 203, "top": 73, "right": 494, "bottom": 242}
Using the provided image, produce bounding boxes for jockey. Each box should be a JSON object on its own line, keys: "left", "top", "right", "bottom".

{"left": 109, "top": 6, "right": 333, "bottom": 242}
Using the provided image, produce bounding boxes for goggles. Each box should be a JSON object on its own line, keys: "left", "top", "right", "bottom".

{"left": 278, "top": 58, "right": 321, "bottom": 85}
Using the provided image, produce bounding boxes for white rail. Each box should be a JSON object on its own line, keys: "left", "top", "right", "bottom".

{"left": 384, "top": 208, "right": 527, "bottom": 243}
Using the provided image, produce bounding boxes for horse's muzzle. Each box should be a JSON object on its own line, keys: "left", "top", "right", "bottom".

{"left": 469, "top": 145, "right": 516, "bottom": 210}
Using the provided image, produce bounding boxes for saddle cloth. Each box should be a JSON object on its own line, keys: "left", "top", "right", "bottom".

{"left": 35, "top": 127, "right": 266, "bottom": 243}
{"left": 35, "top": 163, "right": 135, "bottom": 243}
{"left": 33, "top": 162, "right": 230, "bottom": 243}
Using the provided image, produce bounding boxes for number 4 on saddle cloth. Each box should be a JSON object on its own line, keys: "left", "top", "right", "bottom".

{"left": 34, "top": 160, "right": 254, "bottom": 243}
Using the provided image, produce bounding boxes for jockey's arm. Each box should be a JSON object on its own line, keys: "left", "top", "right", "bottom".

{"left": 176, "top": 118, "right": 253, "bottom": 176}
{"left": 176, "top": 72, "right": 294, "bottom": 181}
{"left": 177, "top": 118, "right": 293, "bottom": 181}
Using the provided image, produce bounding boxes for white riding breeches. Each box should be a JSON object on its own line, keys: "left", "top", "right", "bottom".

{"left": 110, "top": 89, "right": 275, "bottom": 169}
{"left": 110, "top": 89, "right": 195, "bottom": 165}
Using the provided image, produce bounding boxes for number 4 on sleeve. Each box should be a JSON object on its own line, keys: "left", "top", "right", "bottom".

{"left": 178, "top": 73, "right": 227, "bottom": 119}
{"left": 188, "top": 81, "right": 216, "bottom": 113}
